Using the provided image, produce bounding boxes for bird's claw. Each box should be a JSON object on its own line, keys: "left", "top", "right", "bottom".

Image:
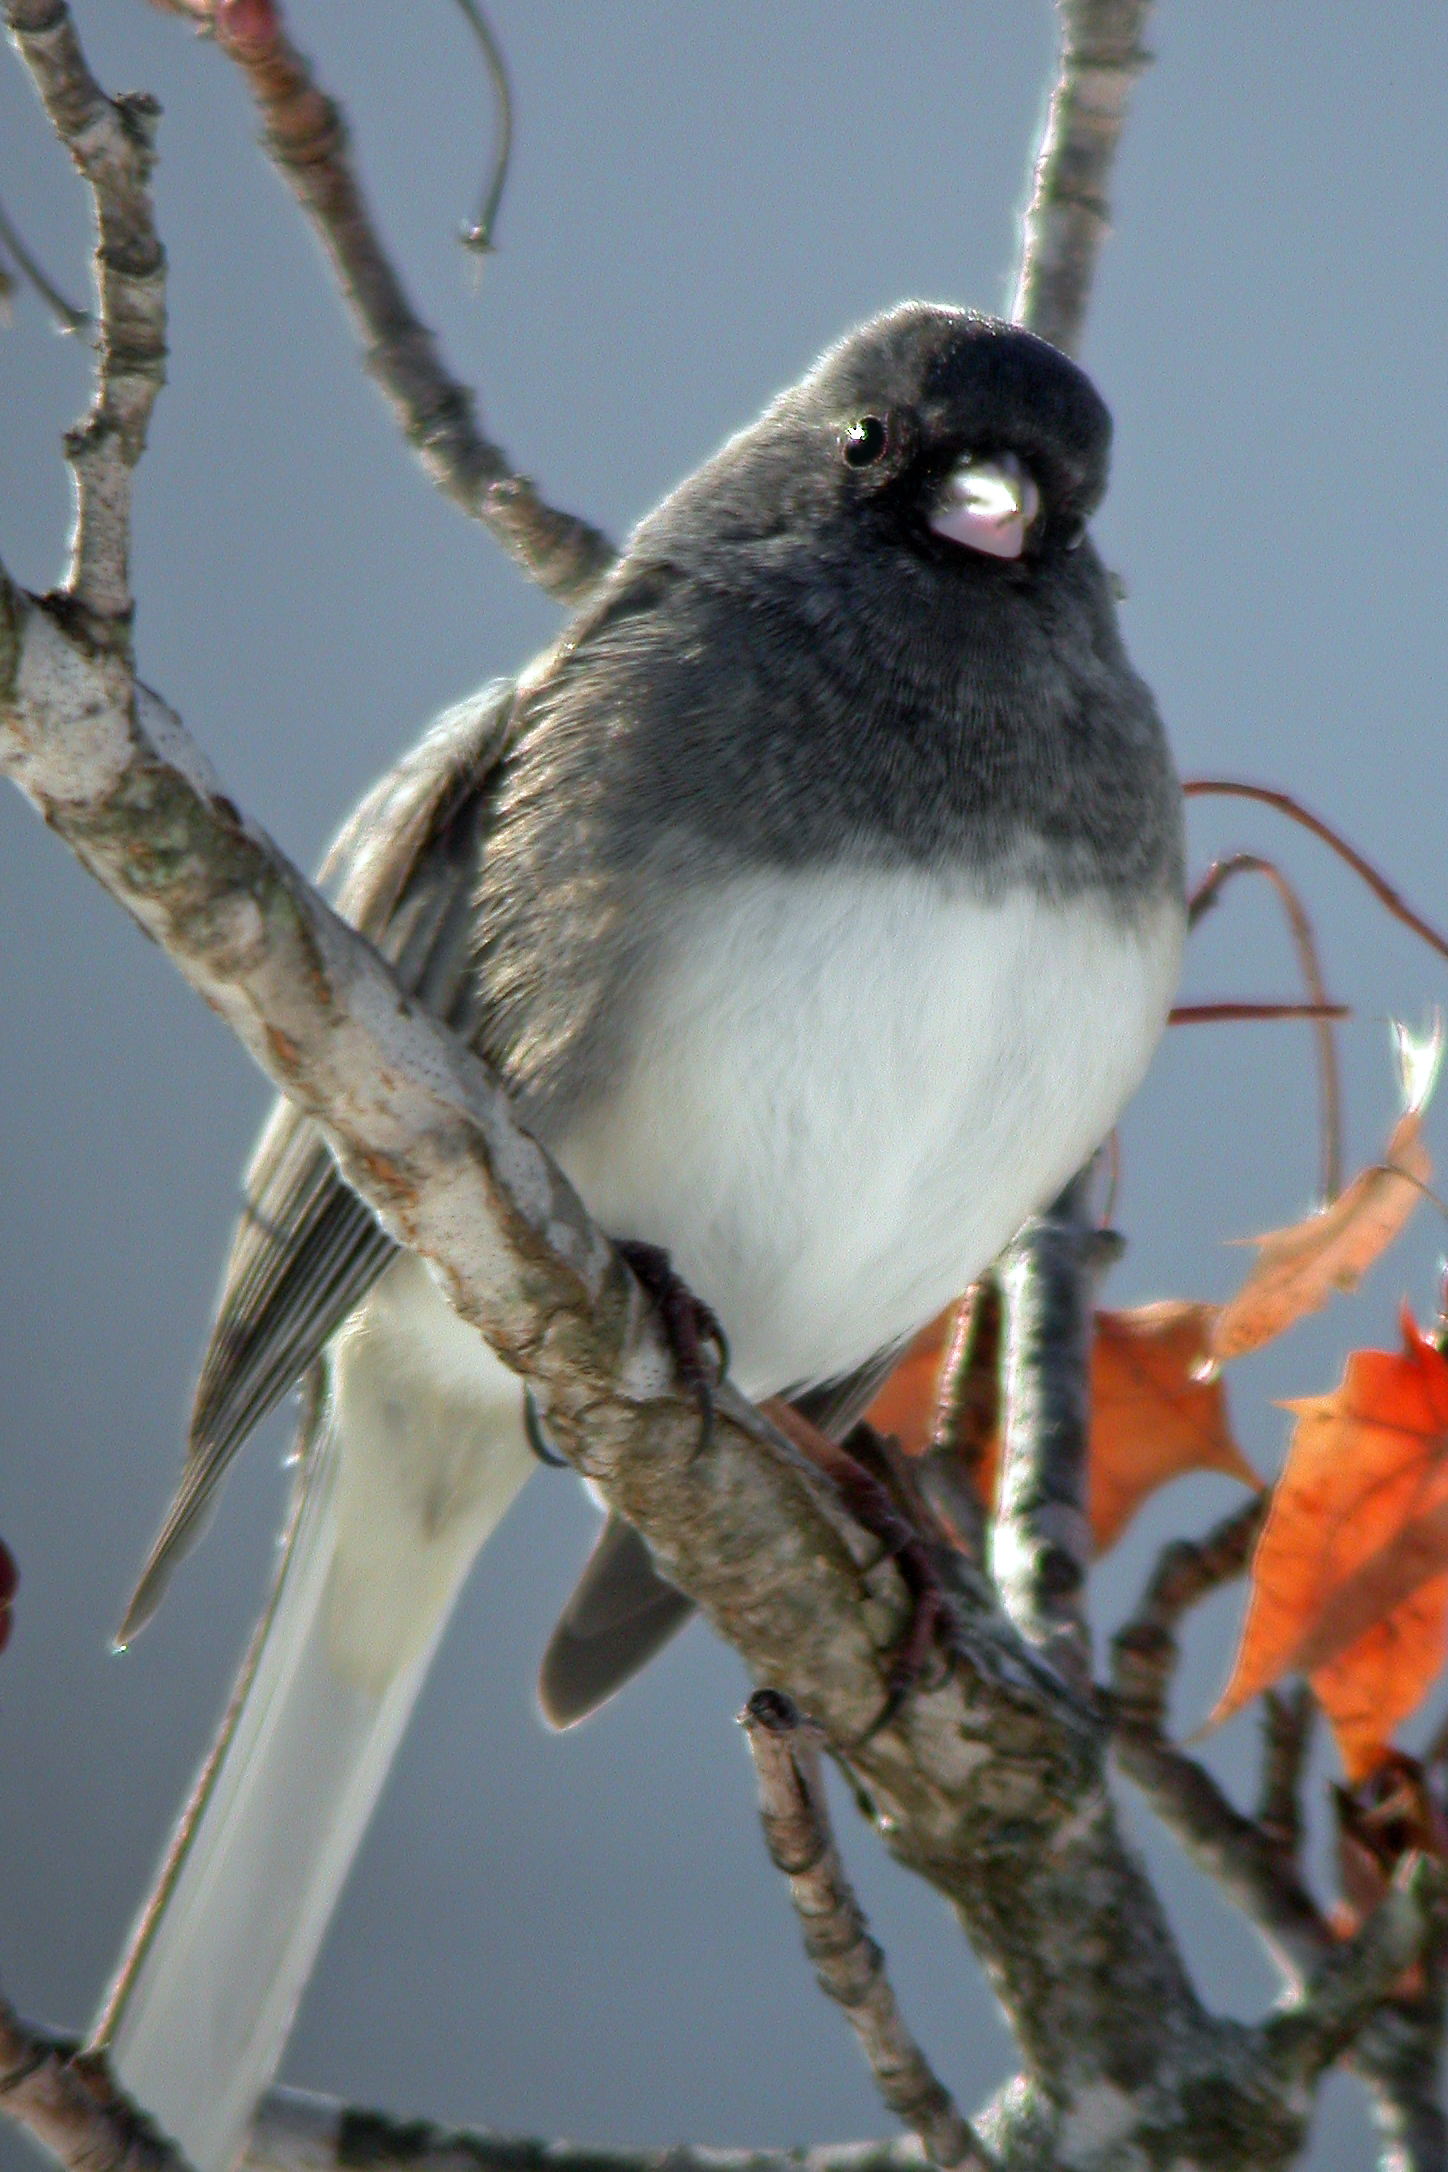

{"left": 761, "top": 1404, "right": 961, "bottom": 1738}
{"left": 616, "top": 1239, "right": 729, "bottom": 1454}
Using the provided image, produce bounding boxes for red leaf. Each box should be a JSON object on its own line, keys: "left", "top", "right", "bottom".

{"left": 864, "top": 1301, "right": 1257, "bottom": 1556}
{"left": 1209, "top": 1311, "right": 1448, "bottom": 1778}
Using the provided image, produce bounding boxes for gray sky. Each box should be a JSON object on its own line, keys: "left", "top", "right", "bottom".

{"left": 5, "top": 6, "right": 1448, "bottom": 2166}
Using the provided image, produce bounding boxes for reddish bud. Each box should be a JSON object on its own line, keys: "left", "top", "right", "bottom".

{"left": 0, "top": 1537, "right": 16, "bottom": 1654}
{"left": 216, "top": 0, "right": 280, "bottom": 53}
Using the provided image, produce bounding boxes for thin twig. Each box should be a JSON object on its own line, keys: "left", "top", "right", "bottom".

{"left": 1110, "top": 1496, "right": 1334, "bottom": 1984}
{"left": 0, "top": 185, "right": 89, "bottom": 332}
{"left": 153, "top": 0, "right": 613, "bottom": 604}
{"left": 1258, "top": 1683, "right": 1316, "bottom": 1858}
{"left": 1188, "top": 852, "right": 1344, "bottom": 1200}
{"left": 450, "top": 0, "right": 512, "bottom": 258}
{"left": 1168, "top": 1000, "right": 1348, "bottom": 1025}
{"left": 1185, "top": 778, "right": 1448, "bottom": 971}
{"left": 1011, "top": 0, "right": 1153, "bottom": 356}
{"left": 740, "top": 1691, "right": 993, "bottom": 2171}
{"left": 7, "top": 0, "right": 166, "bottom": 651}
{"left": 1424, "top": 1708, "right": 1448, "bottom": 1778}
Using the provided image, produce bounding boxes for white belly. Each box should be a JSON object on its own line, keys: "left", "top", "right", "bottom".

{"left": 554, "top": 866, "right": 1184, "bottom": 1397}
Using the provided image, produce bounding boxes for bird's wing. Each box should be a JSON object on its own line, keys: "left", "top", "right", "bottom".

{"left": 538, "top": 1511, "right": 696, "bottom": 1729}
{"left": 118, "top": 682, "right": 519, "bottom": 1643}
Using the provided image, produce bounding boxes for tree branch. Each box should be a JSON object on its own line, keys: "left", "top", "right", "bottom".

{"left": 1354, "top": 1908, "right": 1448, "bottom": 2172}
{"left": 152, "top": 0, "right": 613, "bottom": 604}
{"left": 1259, "top": 1856, "right": 1443, "bottom": 2089}
{"left": 244, "top": 2091, "right": 922, "bottom": 2172}
{"left": 1, "top": 1999, "right": 922, "bottom": 2172}
{"left": 991, "top": 1177, "right": 1098, "bottom": 1691}
{"left": 1010, "top": 0, "right": 1152, "bottom": 358}
{"left": 741, "top": 1692, "right": 992, "bottom": 2172}
{"left": 1109, "top": 1496, "right": 1335, "bottom": 1983}
{"left": 988, "top": 0, "right": 1161, "bottom": 1704}
{"left": 8, "top": 0, "right": 166, "bottom": 652}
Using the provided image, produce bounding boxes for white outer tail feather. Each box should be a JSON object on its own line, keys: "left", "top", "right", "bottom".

{"left": 95, "top": 1259, "right": 533, "bottom": 2172}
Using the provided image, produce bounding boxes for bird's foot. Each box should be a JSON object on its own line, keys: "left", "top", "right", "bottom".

{"left": 760, "top": 1402, "right": 960, "bottom": 1735}
{"left": 616, "top": 1239, "right": 730, "bottom": 1453}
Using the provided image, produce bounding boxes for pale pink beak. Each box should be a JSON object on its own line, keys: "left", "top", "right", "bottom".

{"left": 928, "top": 452, "right": 1040, "bottom": 560}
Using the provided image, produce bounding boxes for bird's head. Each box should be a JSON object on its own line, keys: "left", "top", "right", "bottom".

{"left": 634, "top": 303, "right": 1113, "bottom": 584}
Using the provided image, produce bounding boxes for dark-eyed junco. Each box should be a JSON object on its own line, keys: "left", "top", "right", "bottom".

{"left": 95, "top": 305, "right": 1185, "bottom": 2172}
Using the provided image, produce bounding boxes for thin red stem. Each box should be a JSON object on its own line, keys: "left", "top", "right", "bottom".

{"left": 1188, "top": 852, "right": 1343, "bottom": 1200}
{"left": 1184, "top": 779, "right": 1448, "bottom": 967}
{"left": 1167, "top": 1001, "right": 1349, "bottom": 1025}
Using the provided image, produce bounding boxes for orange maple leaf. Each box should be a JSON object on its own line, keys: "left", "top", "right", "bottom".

{"left": 1210, "top": 1019, "right": 1441, "bottom": 1363}
{"left": 865, "top": 1307, "right": 956, "bottom": 1457}
{"left": 1090, "top": 1304, "right": 1259, "bottom": 1553}
{"left": 1209, "top": 1310, "right": 1448, "bottom": 1779}
{"left": 864, "top": 1301, "right": 1256, "bottom": 1557}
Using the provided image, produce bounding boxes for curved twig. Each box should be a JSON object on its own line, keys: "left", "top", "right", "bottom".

{"left": 451, "top": 0, "right": 512, "bottom": 258}
{"left": 1185, "top": 778, "right": 1448, "bottom": 971}
{"left": 1259, "top": 1856, "right": 1441, "bottom": 2090}
{"left": 1187, "top": 848, "right": 1345, "bottom": 1198}
{"left": 153, "top": 0, "right": 613, "bottom": 603}
{"left": 0, "top": 185, "right": 89, "bottom": 332}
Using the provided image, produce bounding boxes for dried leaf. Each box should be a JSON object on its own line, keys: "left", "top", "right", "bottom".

{"left": 1211, "top": 1016, "right": 1443, "bottom": 1363}
{"left": 1090, "top": 1304, "right": 1259, "bottom": 1554}
{"left": 863, "top": 1301, "right": 1257, "bottom": 1556}
{"left": 1209, "top": 1311, "right": 1448, "bottom": 1778}
{"left": 865, "top": 1307, "right": 956, "bottom": 1456}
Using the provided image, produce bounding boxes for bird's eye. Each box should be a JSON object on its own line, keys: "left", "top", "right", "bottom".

{"left": 841, "top": 416, "right": 888, "bottom": 468}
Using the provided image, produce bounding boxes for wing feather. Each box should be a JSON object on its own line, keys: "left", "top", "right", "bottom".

{"left": 119, "top": 684, "right": 518, "bottom": 1641}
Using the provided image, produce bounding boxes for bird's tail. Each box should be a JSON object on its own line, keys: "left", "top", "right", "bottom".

{"left": 92, "top": 1271, "right": 533, "bottom": 2172}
